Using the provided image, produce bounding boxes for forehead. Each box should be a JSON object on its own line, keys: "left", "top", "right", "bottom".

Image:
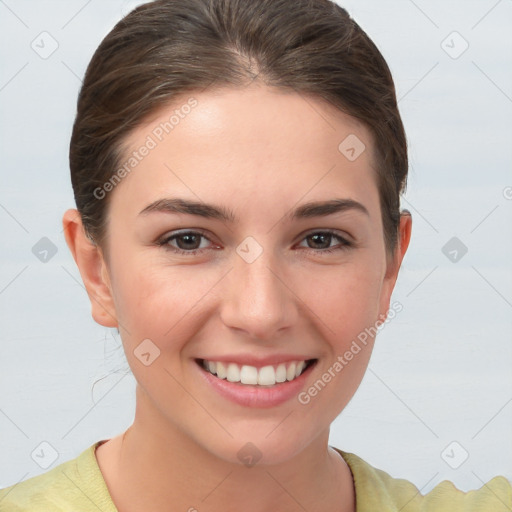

{"left": 111, "top": 84, "right": 379, "bottom": 218}
{"left": 133, "top": 84, "right": 374, "bottom": 158}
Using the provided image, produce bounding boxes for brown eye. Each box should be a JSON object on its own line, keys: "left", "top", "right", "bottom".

{"left": 158, "top": 230, "right": 214, "bottom": 254}
{"left": 298, "top": 231, "right": 352, "bottom": 254}
{"left": 306, "top": 233, "right": 334, "bottom": 249}
{"left": 173, "top": 233, "right": 202, "bottom": 250}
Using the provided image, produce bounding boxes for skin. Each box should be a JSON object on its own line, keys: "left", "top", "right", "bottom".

{"left": 63, "top": 83, "right": 411, "bottom": 512}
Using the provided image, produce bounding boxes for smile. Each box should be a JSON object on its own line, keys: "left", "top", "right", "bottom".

{"left": 198, "top": 359, "right": 316, "bottom": 386}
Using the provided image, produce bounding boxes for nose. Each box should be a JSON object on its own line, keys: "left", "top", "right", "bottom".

{"left": 219, "top": 247, "right": 298, "bottom": 341}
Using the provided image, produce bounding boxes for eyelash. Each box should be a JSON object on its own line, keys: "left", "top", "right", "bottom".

{"left": 157, "top": 230, "right": 353, "bottom": 256}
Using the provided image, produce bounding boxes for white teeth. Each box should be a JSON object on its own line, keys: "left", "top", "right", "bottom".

{"left": 216, "top": 361, "right": 227, "bottom": 379}
{"left": 226, "top": 363, "right": 240, "bottom": 382}
{"left": 257, "top": 365, "right": 275, "bottom": 386}
{"left": 286, "top": 362, "right": 296, "bottom": 381}
{"left": 201, "top": 359, "right": 311, "bottom": 386}
{"left": 275, "top": 364, "right": 287, "bottom": 383}
{"left": 240, "top": 365, "right": 258, "bottom": 385}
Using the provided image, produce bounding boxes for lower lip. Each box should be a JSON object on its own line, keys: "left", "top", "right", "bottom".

{"left": 196, "top": 360, "right": 316, "bottom": 408}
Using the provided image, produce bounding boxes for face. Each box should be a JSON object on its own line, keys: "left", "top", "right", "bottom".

{"left": 75, "top": 84, "right": 409, "bottom": 465}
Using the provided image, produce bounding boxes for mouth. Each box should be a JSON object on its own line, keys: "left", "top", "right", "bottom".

{"left": 195, "top": 358, "right": 317, "bottom": 387}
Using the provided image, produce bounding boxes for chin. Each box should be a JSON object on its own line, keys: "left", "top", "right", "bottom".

{"left": 200, "top": 423, "right": 319, "bottom": 467}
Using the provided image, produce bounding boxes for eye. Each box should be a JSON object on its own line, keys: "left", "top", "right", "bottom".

{"left": 158, "top": 230, "right": 215, "bottom": 254}
{"left": 297, "top": 230, "right": 352, "bottom": 254}
{"left": 157, "top": 229, "right": 353, "bottom": 256}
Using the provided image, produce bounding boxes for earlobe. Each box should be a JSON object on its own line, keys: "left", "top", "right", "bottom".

{"left": 62, "top": 209, "right": 118, "bottom": 328}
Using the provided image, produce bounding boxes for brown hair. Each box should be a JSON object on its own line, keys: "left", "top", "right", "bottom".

{"left": 69, "top": 0, "right": 407, "bottom": 254}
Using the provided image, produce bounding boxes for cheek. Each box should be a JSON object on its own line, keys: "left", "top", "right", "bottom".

{"left": 294, "top": 264, "right": 384, "bottom": 419}
{"left": 109, "top": 264, "right": 215, "bottom": 399}
{"left": 110, "top": 257, "right": 219, "bottom": 346}
{"left": 295, "top": 259, "right": 384, "bottom": 345}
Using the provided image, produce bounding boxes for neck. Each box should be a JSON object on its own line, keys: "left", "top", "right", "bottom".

{"left": 96, "top": 386, "right": 355, "bottom": 512}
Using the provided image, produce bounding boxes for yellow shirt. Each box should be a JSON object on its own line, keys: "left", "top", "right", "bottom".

{"left": 1, "top": 440, "right": 510, "bottom": 511}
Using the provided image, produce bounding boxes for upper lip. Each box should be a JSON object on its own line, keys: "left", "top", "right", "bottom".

{"left": 197, "top": 355, "right": 316, "bottom": 368}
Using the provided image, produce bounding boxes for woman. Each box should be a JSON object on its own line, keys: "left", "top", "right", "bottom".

{"left": 1, "top": 0, "right": 510, "bottom": 510}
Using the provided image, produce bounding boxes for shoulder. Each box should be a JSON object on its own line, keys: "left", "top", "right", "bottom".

{"left": 0, "top": 441, "right": 117, "bottom": 512}
{"left": 334, "top": 447, "right": 512, "bottom": 512}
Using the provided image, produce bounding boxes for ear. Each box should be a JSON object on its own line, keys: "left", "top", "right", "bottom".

{"left": 62, "top": 209, "right": 118, "bottom": 328}
{"left": 378, "top": 210, "right": 412, "bottom": 320}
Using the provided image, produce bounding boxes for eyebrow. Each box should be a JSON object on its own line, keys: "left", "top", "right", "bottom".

{"left": 138, "top": 197, "right": 369, "bottom": 222}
